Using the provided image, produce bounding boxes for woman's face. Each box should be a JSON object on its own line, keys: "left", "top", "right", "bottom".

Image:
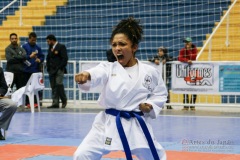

{"left": 111, "top": 33, "right": 138, "bottom": 67}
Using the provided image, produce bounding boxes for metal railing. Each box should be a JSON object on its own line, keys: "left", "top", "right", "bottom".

{"left": 0, "top": 0, "right": 48, "bottom": 27}
{"left": 0, "top": 0, "right": 18, "bottom": 13}
{"left": 1, "top": 60, "right": 240, "bottom": 107}
{"left": 196, "top": 0, "right": 238, "bottom": 61}
{"left": 0, "top": 60, "right": 77, "bottom": 105}
{"left": 0, "top": 0, "right": 23, "bottom": 26}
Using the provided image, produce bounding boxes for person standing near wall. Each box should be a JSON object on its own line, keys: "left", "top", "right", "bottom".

{"left": 149, "top": 46, "right": 173, "bottom": 109}
{"left": 46, "top": 34, "right": 68, "bottom": 109}
{"left": 5, "top": 33, "right": 27, "bottom": 90}
{"left": 178, "top": 37, "right": 198, "bottom": 111}
{"left": 22, "top": 32, "right": 45, "bottom": 108}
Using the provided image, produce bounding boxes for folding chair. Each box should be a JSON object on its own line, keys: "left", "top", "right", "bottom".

{"left": 11, "top": 72, "right": 44, "bottom": 113}
{"left": 24, "top": 72, "right": 44, "bottom": 113}
{"left": 3, "top": 72, "right": 14, "bottom": 97}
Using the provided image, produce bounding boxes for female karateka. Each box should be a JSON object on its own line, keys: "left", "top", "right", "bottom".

{"left": 74, "top": 17, "right": 168, "bottom": 160}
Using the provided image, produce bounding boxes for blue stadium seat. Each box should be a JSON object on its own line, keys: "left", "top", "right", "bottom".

{"left": 25, "top": 0, "right": 231, "bottom": 61}
{"left": 56, "top": 1, "right": 229, "bottom": 13}
{"left": 44, "top": 13, "right": 221, "bottom": 27}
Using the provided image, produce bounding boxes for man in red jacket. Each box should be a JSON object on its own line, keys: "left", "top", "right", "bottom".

{"left": 178, "top": 37, "right": 198, "bottom": 111}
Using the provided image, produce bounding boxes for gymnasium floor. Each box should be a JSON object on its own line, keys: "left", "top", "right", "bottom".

{"left": 1, "top": 104, "right": 240, "bottom": 160}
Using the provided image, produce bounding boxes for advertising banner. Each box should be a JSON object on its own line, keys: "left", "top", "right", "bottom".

{"left": 171, "top": 62, "right": 240, "bottom": 95}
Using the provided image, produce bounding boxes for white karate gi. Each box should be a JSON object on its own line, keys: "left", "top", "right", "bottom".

{"left": 74, "top": 60, "right": 168, "bottom": 160}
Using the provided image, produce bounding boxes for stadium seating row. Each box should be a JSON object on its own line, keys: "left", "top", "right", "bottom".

{"left": 67, "top": 0, "right": 229, "bottom": 5}
{"left": 31, "top": 25, "right": 212, "bottom": 41}
{"left": 44, "top": 14, "right": 222, "bottom": 26}
{"left": 27, "top": 0, "right": 230, "bottom": 61}
{"left": 0, "top": 0, "right": 232, "bottom": 61}
{"left": 57, "top": 1, "right": 230, "bottom": 12}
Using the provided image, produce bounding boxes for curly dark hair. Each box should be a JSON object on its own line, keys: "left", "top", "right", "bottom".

{"left": 110, "top": 17, "right": 143, "bottom": 46}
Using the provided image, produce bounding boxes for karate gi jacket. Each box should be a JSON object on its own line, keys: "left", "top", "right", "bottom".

{"left": 79, "top": 60, "right": 168, "bottom": 151}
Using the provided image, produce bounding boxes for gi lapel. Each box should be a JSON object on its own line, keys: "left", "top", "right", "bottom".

{"left": 119, "top": 60, "right": 146, "bottom": 106}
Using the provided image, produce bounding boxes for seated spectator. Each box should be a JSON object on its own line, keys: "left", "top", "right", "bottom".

{"left": 0, "top": 67, "right": 17, "bottom": 140}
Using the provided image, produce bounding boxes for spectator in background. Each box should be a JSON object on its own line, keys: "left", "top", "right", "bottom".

{"left": 5, "top": 33, "right": 27, "bottom": 90}
{"left": 0, "top": 67, "right": 17, "bottom": 140}
{"left": 149, "top": 46, "right": 173, "bottom": 109}
{"left": 178, "top": 37, "right": 198, "bottom": 111}
{"left": 46, "top": 34, "right": 68, "bottom": 109}
{"left": 22, "top": 32, "right": 45, "bottom": 108}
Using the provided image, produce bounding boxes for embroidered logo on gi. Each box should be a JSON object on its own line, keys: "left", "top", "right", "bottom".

{"left": 105, "top": 137, "right": 112, "bottom": 145}
{"left": 143, "top": 75, "right": 153, "bottom": 92}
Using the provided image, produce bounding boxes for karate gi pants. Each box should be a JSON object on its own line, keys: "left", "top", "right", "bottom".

{"left": 0, "top": 98, "right": 17, "bottom": 130}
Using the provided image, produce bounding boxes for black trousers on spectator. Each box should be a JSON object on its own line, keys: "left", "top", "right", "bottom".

{"left": 183, "top": 94, "right": 197, "bottom": 108}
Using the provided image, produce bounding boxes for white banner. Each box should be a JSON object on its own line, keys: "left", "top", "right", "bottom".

{"left": 171, "top": 62, "right": 240, "bottom": 95}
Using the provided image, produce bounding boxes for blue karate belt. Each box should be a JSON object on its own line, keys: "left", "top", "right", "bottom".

{"left": 105, "top": 108, "right": 160, "bottom": 160}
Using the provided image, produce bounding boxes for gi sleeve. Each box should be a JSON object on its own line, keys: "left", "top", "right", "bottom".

{"left": 143, "top": 69, "right": 168, "bottom": 119}
{"left": 78, "top": 62, "right": 110, "bottom": 92}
